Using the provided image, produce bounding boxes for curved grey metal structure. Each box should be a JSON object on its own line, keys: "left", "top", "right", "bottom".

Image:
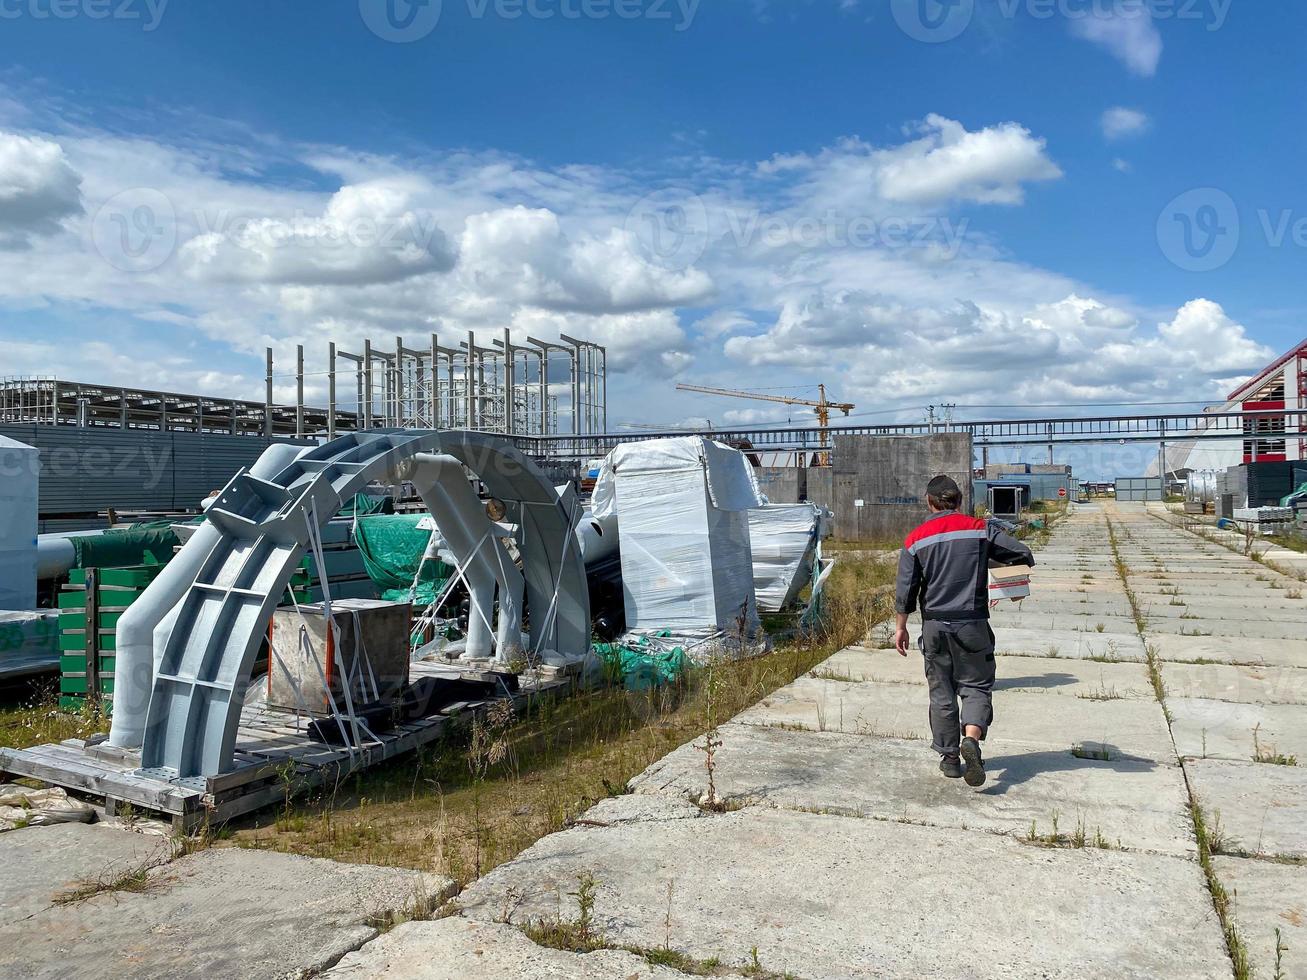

{"left": 134, "top": 430, "right": 588, "bottom": 779}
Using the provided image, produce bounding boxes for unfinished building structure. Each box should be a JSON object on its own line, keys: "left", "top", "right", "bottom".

{"left": 321, "top": 329, "right": 607, "bottom": 438}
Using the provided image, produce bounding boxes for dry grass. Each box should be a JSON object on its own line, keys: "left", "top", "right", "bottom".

{"left": 227, "top": 553, "right": 897, "bottom": 884}
{"left": 0, "top": 681, "right": 109, "bottom": 752}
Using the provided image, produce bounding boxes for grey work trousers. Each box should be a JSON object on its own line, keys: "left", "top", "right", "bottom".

{"left": 919, "top": 619, "right": 997, "bottom": 757}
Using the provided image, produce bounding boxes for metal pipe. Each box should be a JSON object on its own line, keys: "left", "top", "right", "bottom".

{"left": 395, "top": 336, "right": 405, "bottom": 428}
{"left": 363, "top": 338, "right": 373, "bottom": 429}
{"left": 295, "top": 344, "right": 304, "bottom": 438}
{"left": 264, "top": 348, "right": 273, "bottom": 438}
{"left": 327, "top": 341, "right": 337, "bottom": 440}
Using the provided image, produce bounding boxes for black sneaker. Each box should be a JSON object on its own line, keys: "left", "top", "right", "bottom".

{"left": 939, "top": 755, "right": 963, "bottom": 779}
{"left": 960, "top": 736, "right": 986, "bottom": 787}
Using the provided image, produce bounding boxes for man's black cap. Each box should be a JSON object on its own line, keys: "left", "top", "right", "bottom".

{"left": 926, "top": 475, "right": 960, "bottom": 499}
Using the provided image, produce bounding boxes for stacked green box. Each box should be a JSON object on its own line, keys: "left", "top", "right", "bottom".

{"left": 58, "top": 565, "right": 167, "bottom": 713}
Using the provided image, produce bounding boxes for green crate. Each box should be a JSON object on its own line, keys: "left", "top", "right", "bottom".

{"left": 59, "top": 675, "right": 114, "bottom": 695}
{"left": 60, "top": 611, "right": 87, "bottom": 631}
{"left": 57, "top": 590, "right": 88, "bottom": 610}
{"left": 59, "top": 631, "right": 87, "bottom": 653}
{"left": 97, "top": 566, "right": 164, "bottom": 589}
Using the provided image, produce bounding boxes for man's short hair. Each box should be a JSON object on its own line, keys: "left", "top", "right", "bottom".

{"left": 926, "top": 475, "right": 962, "bottom": 511}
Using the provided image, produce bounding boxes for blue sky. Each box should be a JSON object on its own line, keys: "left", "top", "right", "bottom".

{"left": 0, "top": 0, "right": 1301, "bottom": 462}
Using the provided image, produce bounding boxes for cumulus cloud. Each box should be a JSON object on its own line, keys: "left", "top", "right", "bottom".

{"left": 180, "top": 179, "right": 455, "bottom": 285}
{"left": 874, "top": 115, "right": 1063, "bottom": 206}
{"left": 1101, "top": 107, "right": 1151, "bottom": 141}
{"left": 458, "top": 206, "right": 713, "bottom": 314}
{"left": 1069, "top": 7, "right": 1162, "bottom": 76}
{"left": 0, "top": 131, "right": 83, "bottom": 247}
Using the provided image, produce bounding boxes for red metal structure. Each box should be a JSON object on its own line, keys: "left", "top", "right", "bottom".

{"left": 1225, "top": 339, "right": 1307, "bottom": 463}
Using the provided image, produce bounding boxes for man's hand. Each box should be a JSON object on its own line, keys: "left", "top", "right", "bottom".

{"left": 893, "top": 625, "right": 910, "bottom": 657}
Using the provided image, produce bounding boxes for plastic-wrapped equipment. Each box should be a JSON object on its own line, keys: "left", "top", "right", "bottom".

{"left": 593, "top": 437, "right": 766, "bottom": 633}
{"left": 747, "top": 503, "right": 827, "bottom": 612}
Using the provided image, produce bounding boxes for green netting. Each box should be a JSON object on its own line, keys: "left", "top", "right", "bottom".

{"left": 69, "top": 521, "right": 181, "bottom": 570}
{"left": 593, "top": 636, "right": 688, "bottom": 692}
{"left": 352, "top": 515, "right": 453, "bottom": 606}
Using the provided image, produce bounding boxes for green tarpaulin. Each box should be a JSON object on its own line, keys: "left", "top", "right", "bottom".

{"left": 69, "top": 521, "right": 180, "bottom": 570}
{"left": 352, "top": 515, "right": 453, "bottom": 606}
{"left": 594, "top": 636, "right": 688, "bottom": 692}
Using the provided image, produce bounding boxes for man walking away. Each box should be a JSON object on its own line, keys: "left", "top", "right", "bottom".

{"left": 892, "top": 476, "right": 1034, "bottom": 787}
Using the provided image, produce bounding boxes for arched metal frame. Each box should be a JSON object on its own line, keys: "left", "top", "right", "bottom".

{"left": 138, "top": 429, "right": 589, "bottom": 779}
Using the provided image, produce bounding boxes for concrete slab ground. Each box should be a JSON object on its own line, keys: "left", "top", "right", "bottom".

{"left": 325, "top": 918, "right": 685, "bottom": 979}
{"left": 1143, "top": 618, "right": 1304, "bottom": 640}
{"left": 1169, "top": 697, "right": 1307, "bottom": 763}
{"left": 1161, "top": 662, "right": 1307, "bottom": 705}
{"left": 991, "top": 613, "right": 1140, "bottom": 634}
{"left": 992, "top": 627, "right": 1147, "bottom": 661}
{"left": 735, "top": 676, "right": 1177, "bottom": 764}
{"left": 1213, "top": 856, "right": 1307, "bottom": 980}
{"left": 1144, "top": 633, "right": 1307, "bottom": 668}
{"left": 1186, "top": 758, "right": 1307, "bottom": 859}
{"left": 456, "top": 795, "right": 1229, "bottom": 980}
{"left": 630, "top": 723, "right": 1195, "bottom": 856}
{"left": 827, "top": 648, "right": 1155, "bottom": 699}
{"left": 0, "top": 847, "right": 453, "bottom": 979}
{"left": 0, "top": 823, "right": 174, "bottom": 927}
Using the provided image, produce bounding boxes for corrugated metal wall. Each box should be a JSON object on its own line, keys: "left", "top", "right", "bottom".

{"left": 0, "top": 424, "right": 315, "bottom": 516}
{"left": 1115, "top": 477, "right": 1163, "bottom": 502}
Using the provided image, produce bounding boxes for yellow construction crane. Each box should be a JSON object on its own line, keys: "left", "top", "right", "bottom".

{"left": 674, "top": 382, "right": 855, "bottom": 463}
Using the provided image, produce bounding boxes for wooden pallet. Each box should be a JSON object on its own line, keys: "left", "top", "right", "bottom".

{"left": 0, "top": 659, "right": 578, "bottom": 831}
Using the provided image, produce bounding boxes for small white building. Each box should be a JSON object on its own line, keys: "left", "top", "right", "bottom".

{"left": 0, "top": 435, "right": 38, "bottom": 609}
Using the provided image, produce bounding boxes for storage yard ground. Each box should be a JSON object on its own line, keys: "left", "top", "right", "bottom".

{"left": 2, "top": 502, "right": 1304, "bottom": 978}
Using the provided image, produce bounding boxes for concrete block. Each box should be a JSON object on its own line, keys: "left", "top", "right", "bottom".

{"left": 630, "top": 723, "right": 1195, "bottom": 856}
{"left": 992, "top": 628, "right": 1147, "bottom": 661}
{"left": 0, "top": 847, "right": 452, "bottom": 979}
{"left": 457, "top": 796, "right": 1230, "bottom": 979}
{"left": 830, "top": 647, "right": 1155, "bottom": 699}
{"left": 1160, "top": 662, "right": 1307, "bottom": 705}
{"left": 1145, "top": 634, "right": 1307, "bottom": 668}
{"left": 0, "top": 823, "right": 173, "bottom": 927}
{"left": 734, "top": 677, "right": 1177, "bottom": 764}
{"left": 325, "top": 918, "right": 686, "bottom": 979}
{"left": 1187, "top": 758, "right": 1307, "bottom": 859}
{"left": 1213, "top": 856, "right": 1307, "bottom": 980}
{"left": 269, "top": 598, "right": 412, "bottom": 716}
{"left": 1169, "top": 698, "right": 1307, "bottom": 763}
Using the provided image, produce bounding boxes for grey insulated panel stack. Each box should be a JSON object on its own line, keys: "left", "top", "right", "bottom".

{"left": 0, "top": 424, "right": 314, "bottom": 517}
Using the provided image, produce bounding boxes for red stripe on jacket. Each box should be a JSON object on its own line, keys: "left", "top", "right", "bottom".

{"left": 903, "top": 513, "right": 987, "bottom": 551}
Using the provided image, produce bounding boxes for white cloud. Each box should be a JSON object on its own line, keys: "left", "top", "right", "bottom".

{"left": 875, "top": 115, "right": 1063, "bottom": 205}
{"left": 0, "top": 131, "right": 83, "bottom": 247}
{"left": 764, "top": 116, "right": 1062, "bottom": 209}
{"left": 1112, "top": 158, "right": 1133, "bottom": 173}
{"left": 180, "top": 179, "right": 456, "bottom": 286}
{"left": 0, "top": 98, "right": 1281, "bottom": 434}
{"left": 1101, "top": 107, "right": 1151, "bottom": 141}
{"left": 458, "top": 206, "right": 713, "bottom": 314}
{"left": 1069, "top": 8, "right": 1162, "bottom": 76}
